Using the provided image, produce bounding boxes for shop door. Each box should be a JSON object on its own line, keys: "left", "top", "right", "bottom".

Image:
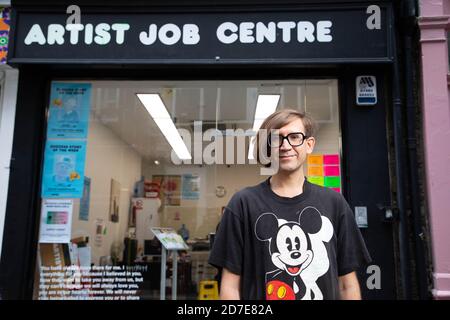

{"left": 340, "top": 68, "right": 397, "bottom": 299}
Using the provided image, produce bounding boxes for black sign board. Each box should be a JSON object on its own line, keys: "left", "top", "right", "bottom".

{"left": 8, "top": 5, "right": 394, "bottom": 64}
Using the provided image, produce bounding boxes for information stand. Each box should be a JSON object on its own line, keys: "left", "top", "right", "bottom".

{"left": 151, "top": 227, "right": 189, "bottom": 300}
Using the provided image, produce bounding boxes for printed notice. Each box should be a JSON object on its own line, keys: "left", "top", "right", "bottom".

{"left": 41, "top": 140, "right": 87, "bottom": 198}
{"left": 39, "top": 199, "right": 73, "bottom": 243}
{"left": 38, "top": 265, "right": 145, "bottom": 300}
{"left": 47, "top": 83, "right": 92, "bottom": 139}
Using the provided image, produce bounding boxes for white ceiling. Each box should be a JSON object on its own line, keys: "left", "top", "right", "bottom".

{"left": 87, "top": 80, "right": 338, "bottom": 164}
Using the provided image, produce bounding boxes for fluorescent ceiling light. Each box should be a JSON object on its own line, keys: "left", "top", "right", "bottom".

{"left": 137, "top": 93, "right": 192, "bottom": 160}
{"left": 248, "top": 94, "right": 280, "bottom": 160}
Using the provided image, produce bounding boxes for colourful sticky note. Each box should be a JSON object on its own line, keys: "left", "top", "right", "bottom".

{"left": 324, "top": 165, "right": 340, "bottom": 176}
{"left": 307, "top": 155, "right": 323, "bottom": 165}
{"left": 323, "top": 154, "right": 340, "bottom": 165}
{"left": 324, "top": 176, "right": 341, "bottom": 188}
{"left": 308, "top": 176, "right": 325, "bottom": 186}
{"left": 331, "top": 188, "right": 341, "bottom": 193}
{"left": 308, "top": 166, "right": 324, "bottom": 177}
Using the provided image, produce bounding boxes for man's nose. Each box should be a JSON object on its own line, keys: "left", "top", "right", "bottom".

{"left": 280, "top": 138, "right": 291, "bottom": 149}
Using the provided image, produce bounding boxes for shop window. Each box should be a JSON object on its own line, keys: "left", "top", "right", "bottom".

{"left": 33, "top": 80, "right": 342, "bottom": 300}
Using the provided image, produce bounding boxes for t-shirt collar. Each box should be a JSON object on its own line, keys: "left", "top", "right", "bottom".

{"left": 261, "top": 176, "right": 312, "bottom": 204}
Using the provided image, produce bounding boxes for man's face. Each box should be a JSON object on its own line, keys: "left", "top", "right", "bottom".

{"left": 270, "top": 118, "right": 315, "bottom": 174}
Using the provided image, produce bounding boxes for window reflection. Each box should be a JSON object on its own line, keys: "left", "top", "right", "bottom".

{"left": 35, "top": 80, "right": 341, "bottom": 300}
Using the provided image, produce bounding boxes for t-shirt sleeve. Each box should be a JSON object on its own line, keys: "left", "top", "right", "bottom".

{"left": 208, "top": 208, "right": 244, "bottom": 276}
{"left": 337, "top": 197, "right": 373, "bottom": 276}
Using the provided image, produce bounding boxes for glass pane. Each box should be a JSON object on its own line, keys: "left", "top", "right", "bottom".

{"left": 34, "top": 79, "right": 341, "bottom": 300}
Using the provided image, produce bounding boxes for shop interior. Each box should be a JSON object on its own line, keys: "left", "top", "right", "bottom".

{"left": 35, "top": 79, "right": 341, "bottom": 300}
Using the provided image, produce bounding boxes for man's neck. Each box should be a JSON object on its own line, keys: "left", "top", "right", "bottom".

{"left": 269, "top": 169, "right": 306, "bottom": 198}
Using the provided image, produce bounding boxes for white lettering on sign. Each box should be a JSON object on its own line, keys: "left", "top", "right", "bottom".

{"left": 217, "top": 20, "right": 333, "bottom": 44}
{"left": 24, "top": 24, "right": 46, "bottom": 45}
{"left": 23, "top": 20, "right": 333, "bottom": 46}
{"left": 159, "top": 24, "right": 181, "bottom": 45}
{"left": 47, "top": 24, "right": 65, "bottom": 45}
{"left": 183, "top": 24, "right": 200, "bottom": 45}
{"left": 66, "top": 24, "right": 84, "bottom": 44}
{"left": 112, "top": 24, "right": 131, "bottom": 45}
{"left": 139, "top": 24, "right": 200, "bottom": 45}
{"left": 277, "top": 22, "right": 296, "bottom": 43}
{"left": 216, "top": 22, "right": 238, "bottom": 44}
{"left": 94, "top": 23, "right": 111, "bottom": 45}
{"left": 24, "top": 23, "right": 131, "bottom": 45}
{"left": 255, "top": 22, "right": 276, "bottom": 43}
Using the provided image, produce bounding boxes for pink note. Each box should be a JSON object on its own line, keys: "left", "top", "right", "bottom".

{"left": 324, "top": 165, "right": 340, "bottom": 176}
{"left": 331, "top": 188, "right": 341, "bottom": 193}
{"left": 323, "top": 154, "right": 340, "bottom": 165}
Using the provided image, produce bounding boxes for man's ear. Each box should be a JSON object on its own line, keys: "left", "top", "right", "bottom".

{"left": 306, "top": 136, "right": 315, "bottom": 154}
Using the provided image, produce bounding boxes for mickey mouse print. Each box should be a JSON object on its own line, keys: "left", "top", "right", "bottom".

{"left": 255, "top": 207, "right": 334, "bottom": 300}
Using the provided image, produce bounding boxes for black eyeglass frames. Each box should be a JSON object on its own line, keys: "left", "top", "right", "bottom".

{"left": 268, "top": 132, "right": 309, "bottom": 148}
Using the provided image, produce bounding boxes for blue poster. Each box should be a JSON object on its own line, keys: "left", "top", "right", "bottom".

{"left": 41, "top": 140, "right": 87, "bottom": 198}
{"left": 79, "top": 177, "right": 91, "bottom": 221}
{"left": 47, "top": 82, "right": 92, "bottom": 139}
{"left": 182, "top": 174, "right": 200, "bottom": 200}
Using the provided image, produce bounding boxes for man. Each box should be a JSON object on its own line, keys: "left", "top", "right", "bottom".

{"left": 208, "top": 109, "right": 371, "bottom": 300}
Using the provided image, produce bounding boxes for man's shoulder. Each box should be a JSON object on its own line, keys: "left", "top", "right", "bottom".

{"left": 226, "top": 180, "right": 266, "bottom": 207}
{"left": 307, "top": 180, "right": 346, "bottom": 204}
{"left": 232, "top": 181, "right": 265, "bottom": 199}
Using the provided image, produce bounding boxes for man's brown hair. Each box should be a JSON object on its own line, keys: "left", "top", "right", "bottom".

{"left": 253, "top": 109, "right": 317, "bottom": 166}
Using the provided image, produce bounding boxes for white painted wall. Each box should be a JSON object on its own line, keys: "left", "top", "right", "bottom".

{"left": 70, "top": 119, "right": 142, "bottom": 265}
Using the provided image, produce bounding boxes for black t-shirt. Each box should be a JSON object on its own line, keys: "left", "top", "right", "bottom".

{"left": 208, "top": 177, "right": 372, "bottom": 300}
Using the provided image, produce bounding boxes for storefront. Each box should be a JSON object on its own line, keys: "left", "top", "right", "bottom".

{"left": 0, "top": 0, "right": 413, "bottom": 300}
{"left": 0, "top": 4, "right": 19, "bottom": 274}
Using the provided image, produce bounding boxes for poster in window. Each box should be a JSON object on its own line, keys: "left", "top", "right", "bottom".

{"left": 152, "top": 175, "right": 181, "bottom": 206}
{"left": 41, "top": 140, "right": 87, "bottom": 198}
{"left": 79, "top": 177, "right": 90, "bottom": 221}
{"left": 109, "top": 179, "right": 121, "bottom": 223}
{"left": 182, "top": 174, "right": 200, "bottom": 200}
{"left": 39, "top": 199, "right": 73, "bottom": 243}
{"left": 47, "top": 82, "right": 92, "bottom": 139}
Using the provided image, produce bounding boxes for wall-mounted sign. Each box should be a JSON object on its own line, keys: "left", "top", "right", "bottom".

{"left": 356, "top": 76, "right": 377, "bottom": 105}
{"left": 41, "top": 140, "right": 87, "bottom": 198}
{"left": 355, "top": 206, "right": 369, "bottom": 228}
{"left": 9, "top": 6, "right": 393, "bottom": 64}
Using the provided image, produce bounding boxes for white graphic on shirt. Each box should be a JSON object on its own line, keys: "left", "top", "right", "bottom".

{"left": 254, "top": 207, "right": 333, "bottom": 300}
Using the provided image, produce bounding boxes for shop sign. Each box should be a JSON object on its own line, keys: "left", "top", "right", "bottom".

{"left": 9, "top": 5, "right": 394, "bottom": 64}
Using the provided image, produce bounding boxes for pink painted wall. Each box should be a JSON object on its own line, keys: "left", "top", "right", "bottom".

{"left": 419, "top": 0, "right": 450, "bottom": 300}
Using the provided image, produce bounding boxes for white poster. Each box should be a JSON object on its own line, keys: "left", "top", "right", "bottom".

{"left": 39, "top": 199, "right": 73, "bottom": 243}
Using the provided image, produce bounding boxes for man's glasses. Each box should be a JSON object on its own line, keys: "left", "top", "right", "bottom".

{"left": 268, "top": 132, "right": 309, "bottom": 148}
